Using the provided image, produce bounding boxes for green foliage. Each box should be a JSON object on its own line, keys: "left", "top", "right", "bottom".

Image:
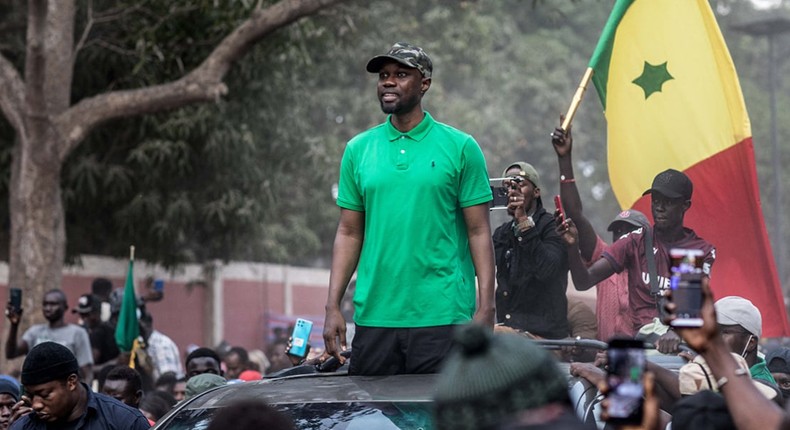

{"left": 3, "top": 0, "right": 790, "bottom": 276}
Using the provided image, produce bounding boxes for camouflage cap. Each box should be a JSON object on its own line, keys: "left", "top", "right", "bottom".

{"left": 366, "top": 42, "right": 433, "bottom": 78}
{"left": 502, "top": 161, "right": 540, "bottom": 189}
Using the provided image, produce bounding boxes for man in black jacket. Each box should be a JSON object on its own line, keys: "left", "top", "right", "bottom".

{"left": 493, "top": 162, "right": 569, "bottom": 339}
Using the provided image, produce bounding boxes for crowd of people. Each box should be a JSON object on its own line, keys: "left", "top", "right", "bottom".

{"left": 2, "top": 40, "right": 790, "bottom": 429}
{"left": 1, "top": 277, "right": 298, "bottom": 429}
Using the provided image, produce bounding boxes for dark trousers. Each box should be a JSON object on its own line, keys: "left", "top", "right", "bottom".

{"left": 349, "top": 325, "right": 456, "bottom": 376}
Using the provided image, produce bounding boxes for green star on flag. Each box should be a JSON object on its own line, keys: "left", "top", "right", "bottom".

{"left": 632, "top": 61, "right": 674, "bottom": 99}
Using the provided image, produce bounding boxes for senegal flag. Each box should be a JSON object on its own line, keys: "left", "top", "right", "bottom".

{"left": 588, "top": 0, "right": 789, "bottom": 336}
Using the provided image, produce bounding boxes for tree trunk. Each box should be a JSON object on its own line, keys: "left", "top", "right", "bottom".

{"left": 0, "top": 0, "right": 346, "bottom": 373}
{"left": 9, "top": 126, "right": 66, "bottom": 328}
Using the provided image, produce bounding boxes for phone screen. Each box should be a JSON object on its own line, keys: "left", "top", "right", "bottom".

{"left": 489, "top": 185, "right": 509, "bottom": 208}
{"left": 9, "top": 288, "right": 21, "bottom": 311}
{"left": 669, "top": 248, "right": 704, "bottom": 328}
{"left": 606, "top": 339, "right": 645, "bottom": 424}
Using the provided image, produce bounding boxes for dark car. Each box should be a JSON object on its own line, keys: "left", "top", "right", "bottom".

{"left": 153, "top": 341, "right": 685, "bottom": 430}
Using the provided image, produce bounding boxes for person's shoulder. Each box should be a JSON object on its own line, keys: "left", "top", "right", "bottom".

{"left": 348, "top": 121, "right": 388, "bottom": 145}
{"left": 9, "top": 413, "right": 36, "bottom": 430}
{"left": 430, "top": 117, "right": 474, "bottom": 141}
{"left": 91, "top": 391, "right": 150, "bottom": 424}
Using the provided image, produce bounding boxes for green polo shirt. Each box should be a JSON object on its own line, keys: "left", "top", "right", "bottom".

{"left": 337, "top": 112, "right": 492, "bottom": 327}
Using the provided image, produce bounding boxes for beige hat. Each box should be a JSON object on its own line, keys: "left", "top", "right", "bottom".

{"left": 678, "top": 353, "right": 776, "bottom": 400}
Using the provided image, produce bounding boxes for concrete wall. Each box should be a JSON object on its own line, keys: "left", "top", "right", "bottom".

{"left": 0, "top": 256, "right": 331, "bottom": 368}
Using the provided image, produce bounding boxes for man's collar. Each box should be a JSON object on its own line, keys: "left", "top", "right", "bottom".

{"left": 384, "top": 111, "right": 435, "bottom": 142}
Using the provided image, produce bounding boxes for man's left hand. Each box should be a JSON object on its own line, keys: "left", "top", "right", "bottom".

{"left": 656, "top": 330, "right": 681, "bottom": 354}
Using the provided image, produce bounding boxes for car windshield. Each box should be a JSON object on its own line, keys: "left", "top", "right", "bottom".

{"left": 163, "top": 401, "right": 435, "bottom": 430}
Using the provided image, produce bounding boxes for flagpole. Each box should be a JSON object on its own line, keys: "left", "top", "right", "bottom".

{"left": 561, "top": 67, "right": 594, "bottom": 131}
{"left": 130, "top": 245, "right": 135, "bottom": 262}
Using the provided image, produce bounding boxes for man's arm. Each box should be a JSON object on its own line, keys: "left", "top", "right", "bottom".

{"left": 671, "top": 278, "right": 785, "bottom": 430}
{"left": 462, "top": 203, "right": 495, "bottom": 328}
{"left": 323, "top": 209, "right": 365, "bottom": 360}
{"left": 5, "top": 306, "right": 29, "bottom": 359}
{"left": 552, "top": 122, "right": 598, "bottom": 261}
{"left": 557, "top": 219, "right": 616, "bottom": 290}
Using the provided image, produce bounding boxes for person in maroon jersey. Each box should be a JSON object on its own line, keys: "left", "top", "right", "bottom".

{"left": 558, "top": 169, "right": 715, "bottom": 353}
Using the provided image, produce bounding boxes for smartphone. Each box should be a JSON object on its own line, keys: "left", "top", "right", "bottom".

{"left": 554, "top": 195, "right": 565, "bottom": 223}
{"left": 287, "top": 318, "right": 313, "bottom": 359}
{"left": 489, "top": 178, "right": 509, "bottom": 209}
{"left": 606, "top": 338, "right": 646, "bottom": 425}
{"left": 669, "top": 248, "right": 705, "bottom": 328}
{"left": 9, "top": 288, "right": 21, "bottom": 312}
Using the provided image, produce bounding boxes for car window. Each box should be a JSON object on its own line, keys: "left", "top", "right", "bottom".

{"left": 160, "top": 401, "right": 435, "bottom": 430}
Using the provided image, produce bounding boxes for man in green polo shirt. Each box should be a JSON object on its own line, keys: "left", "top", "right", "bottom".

{"left": 322, "top": 42, "right": 496, "bottom": 376}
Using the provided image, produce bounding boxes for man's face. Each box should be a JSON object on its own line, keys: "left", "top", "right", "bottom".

{"left": 377, "top": 61, "right": 428, "bottom": 115}
{"left": 650, "top": 191, "right": 689, "bottom": 233}
{"left": 25, "top": 377, "right": 77, "bottom": 422}
{"left": 224, "top": 353, "right": 245, "bottom": 380}
{"left": 78, "top": 310, "right": 101, "bottom": 328}
{"left": 173, "top": 381, "right": 186, "bottom": 402}
{"left": 770, "top": 371, "right": 790, "bottom": 398}
{"left": 187, "top": 357, "right": 222, "bottom": 379}
{"left": 42, "top": 292, "right": 66, "bottom": 323}
{"left": 504, "top": 168, "right": 539, "bottom": 217}
{"left": 610, "top": 221, "right": 641, "bottom": 243}
{"left": 0, "top": 393, "right": 15, "bottom": 430}
{"left": 101, "top": 379, "right": 139, "bottom": 408}
{"left": 718, "top": 324, "right": 753, "bottom": 356}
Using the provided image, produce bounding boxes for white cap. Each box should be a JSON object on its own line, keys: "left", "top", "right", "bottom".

{"left": 715, "top": 296, "right": 762, "bottom": 338}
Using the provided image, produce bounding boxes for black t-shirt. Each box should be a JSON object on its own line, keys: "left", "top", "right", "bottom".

{"left": 88, "top": 323, "right": 120, "bottom": 365}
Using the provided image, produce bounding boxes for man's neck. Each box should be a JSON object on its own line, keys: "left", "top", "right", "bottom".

{"left": 48, "top": 319, "right": 66, "bottom": 329}
{"left": 65, "top": 383, "right": 88, "bottom": 424}
{"left": 655, "top": 224, "right": 685, "bottom": 243}
{"left": 390, "top": 107, "right": 424, "bottom": 133}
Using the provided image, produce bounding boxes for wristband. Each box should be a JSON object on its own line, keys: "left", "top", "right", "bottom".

{"left": 560, "top": 175, "right": 575, "bottom": 184}
{"left": 716, "top": 367, "right": 749, "bottom": 389}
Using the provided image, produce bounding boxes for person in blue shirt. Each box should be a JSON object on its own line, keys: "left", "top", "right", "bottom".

{"left": 10, "top": 342, "right": 149, "bottom": 430}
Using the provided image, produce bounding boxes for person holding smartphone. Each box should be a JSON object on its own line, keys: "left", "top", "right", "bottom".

{"left": 556, "top": 162, "right": 715, "bottom": 353}
{"left": 552, "top": 122, "right": 650, "bottom": 341}
{"left": 492, "top": 161, "right": 570, "bottom": 339}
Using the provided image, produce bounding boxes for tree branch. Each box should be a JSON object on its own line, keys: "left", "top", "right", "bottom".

{"left": 56, "top": 0, "right": 345, "bottom": 160}
{"left": 0, "top": 52, "right": 25, "bottom": 134}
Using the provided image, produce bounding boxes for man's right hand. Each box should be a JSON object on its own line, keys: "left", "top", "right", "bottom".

{"left": 4, "top": 304, "right": 21, "bottom": 325}
{"left": 555, "top": 217, "right": 578, "bottom": 246}
{"left": 322, "top": 307, "right": 347, "bottom": 361}
{"left": 551, "top": 116, "right": 573, "bottom": 158}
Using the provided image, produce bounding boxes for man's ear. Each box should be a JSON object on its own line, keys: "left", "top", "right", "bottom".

{"left": 421, "top": 77, "right": 431, "bottom": 95}
{"left": 683, "top": 199, "right": 692, "bottom": 212}
{"left": 534, "top": 187, "right": 541, "bottom": 198}
{"left": 747, "top": 334, "right": 758, "bottom": 353}
{"left": 67, "top": 374, "right": 79, "bottom": 391}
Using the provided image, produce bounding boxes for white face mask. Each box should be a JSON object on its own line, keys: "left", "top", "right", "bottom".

{"left": 741, "top": 334, "right": 754, "bottom": 358}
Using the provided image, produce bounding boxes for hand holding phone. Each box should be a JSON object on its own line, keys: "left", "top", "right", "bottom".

{"left": 554, "top": 195, "right": 565, "bottom": 224}
{"left": 669, "top": 248, "right": 705, "bottom": 328}
{"left": 6, "top": 288, "right": 22, "bottom": 322}
{"left": 287, "top": 318, "right": 314, "bottom": 359}
{"left": 605, "top": 338, "right": 646, "bottom": 425}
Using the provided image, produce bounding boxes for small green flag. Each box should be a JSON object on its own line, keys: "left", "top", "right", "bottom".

{"left": 115, "top": 256, "right": 139, "bottom": 352}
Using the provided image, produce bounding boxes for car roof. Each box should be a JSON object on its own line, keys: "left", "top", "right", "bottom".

{"left": 181, "top": 373, "right": 439, "bottom": 409}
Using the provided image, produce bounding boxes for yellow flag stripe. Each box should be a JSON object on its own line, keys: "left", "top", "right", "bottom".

{"left": 605, "top": 0, "right": 751, "bottom": 208}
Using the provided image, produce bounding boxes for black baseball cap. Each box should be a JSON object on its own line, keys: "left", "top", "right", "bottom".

{"left": 72, "top": 293, "right": 100, "bottom": 314}
{"left": 642, "top": 168, "right": 693, "bottom": 200}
